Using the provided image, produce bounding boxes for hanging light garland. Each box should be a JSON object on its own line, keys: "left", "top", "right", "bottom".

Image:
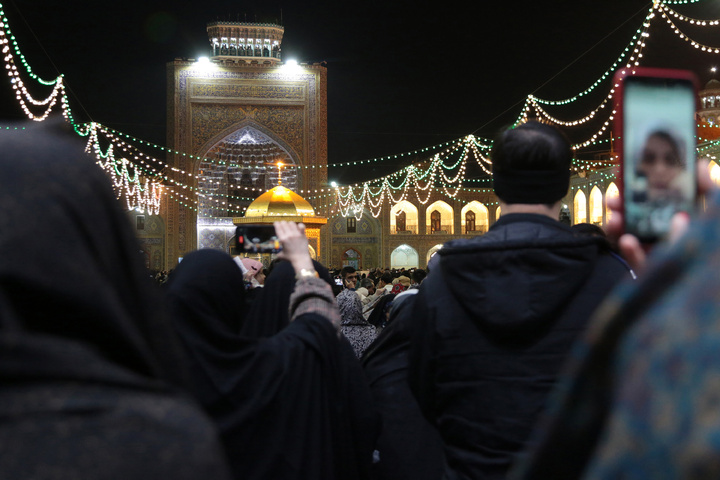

{"left": 0, "top": 17, "right": 67, "bottom": 121}
{"left": 84, "top": 125, "right": 163, "bottom": 214}
{"left": 656, "top": 3, "right": 720, "bottom": 52}
{"left": 1, "top": 0, "right": 718, "bottom": 221}
{"left": 517, "top": 1, "right": 720, "bottom": 152}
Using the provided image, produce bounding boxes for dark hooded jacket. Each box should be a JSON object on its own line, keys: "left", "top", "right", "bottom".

{"left": 408, "top": 213, "right": 632, "bottom": 480}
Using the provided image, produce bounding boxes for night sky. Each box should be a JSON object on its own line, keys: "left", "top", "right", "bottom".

{"left": 1, "top": 0, "right": 719, "bottom": 184}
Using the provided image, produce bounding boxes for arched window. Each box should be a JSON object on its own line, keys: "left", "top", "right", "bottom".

{"left": 461, "top": 202, "right": 488, "bottom": 234}
{"left": 426, "top": 200, "right": 453, "bottom": 234}
{"left": 431, "top": 210, "right": 441, "bottom": 232}
{"left": 465, "top": 211, "right": 476, "bottom": 234}
{"left": 391, "top": 244, "right": 419, "bottom": 269}
{"left": 391, "top": 201, "right": 418, "bottom": 234}
{"left": 606, "top": 183, "right": 619, "bottom": 224}
{"left": 574, "top": 190, "right": 587, "bottom": 224}
{"left": 710, "top": 162, "right": 720, "bottom": 187}
{"left": 589, "top": 186, "right": 603, "bottom": 225}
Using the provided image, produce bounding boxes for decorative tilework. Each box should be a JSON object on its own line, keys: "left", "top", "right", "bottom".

{"left": 167, "top": 61, "right": 328, "bottom": 266}
{"left": 198, "top": 226, "right": 236, "bottom": 251}
{"left": 191, "top": 82, "right": 306, "bottom": 100}
{"left": 192, "top": 103, "right": 304, "bottom": 159}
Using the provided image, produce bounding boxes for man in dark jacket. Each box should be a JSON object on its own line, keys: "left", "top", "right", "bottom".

{"left": 407, "top": 121, "right": 633, "bottom": 480}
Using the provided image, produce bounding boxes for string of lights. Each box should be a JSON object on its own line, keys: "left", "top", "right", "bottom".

{"left": 515, "top": 1, "right": 720, "bottom": 152}
{"left": 0, "top": 22, "right": 66, "bottom": 120}
{"left": 0, "top": 0, "right": 717, "bottom": 222}
{"left": 657, "top": 3, "right": 720, "bottom": 52}
{"left": 525, "top": 10, "right": 653, "bottom": 108}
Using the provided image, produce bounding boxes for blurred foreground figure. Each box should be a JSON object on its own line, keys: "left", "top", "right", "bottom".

{"left": 407, "top": 121, "right": 632, "bottom": 479}
{"left": 0, "top": 120, "right": 231, "bottom": 479}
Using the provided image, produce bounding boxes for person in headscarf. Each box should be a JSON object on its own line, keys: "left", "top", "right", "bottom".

{"left": 241, "top": 258, "right": 333, "bottom": 338}
{"left": 362, "top": 297, "right": 446, "bottom": 480}
{"left": 0, "top": 119, "right": 231, "bottom": 479}
{"left": 165, "top": 222, "right": 378, "bottom": 480}
{"left": 240, "top": 257, "right": 265, "bottom": 287}
{"left": 337, "top": 285, "right": 377, "bottom": 358}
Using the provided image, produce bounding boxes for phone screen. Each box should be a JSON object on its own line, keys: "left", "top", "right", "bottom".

{"left": 235, "top": 225, "right": 281, "bottom": 254}
{"left": 622, "top": 75, "right": 696, "bottom": 242}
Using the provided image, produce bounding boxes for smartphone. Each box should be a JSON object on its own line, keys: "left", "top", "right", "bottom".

{"left": 334, "top": 277, "right": 343, "bottom": 286}
{"left": 235, "top": 225, "right": 282, "bottom": 254}
{"left": 614, "top": 67, "right": 699, "bottom": 243}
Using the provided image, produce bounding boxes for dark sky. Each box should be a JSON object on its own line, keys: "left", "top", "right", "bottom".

{"left": 1, "top": 0, "right": 719, "bottom": 183}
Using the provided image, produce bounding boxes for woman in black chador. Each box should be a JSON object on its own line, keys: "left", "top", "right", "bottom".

{"left": 0, "top": 120, "right": 231, "bottom": 479}
{"left": 165, "top": 222, "right": 378, "bottom": 480}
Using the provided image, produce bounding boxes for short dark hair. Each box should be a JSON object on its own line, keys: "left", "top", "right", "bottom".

{"left": 491, "top": 121, "right": 572, "bottom": 206}
{"left": 340, "top": 266, "right": 356, "bottom": 279}
{"left": 411, "top": 268, "right": 427, "bottom": 284}
{"left": 380, "top": 272, "right": 393, "bottom": 284}
{"left": 360, "top": 278, "right": 374, "bottom": 289}
{"left": 491, "top": 121, "right": 572, "bottom": 174}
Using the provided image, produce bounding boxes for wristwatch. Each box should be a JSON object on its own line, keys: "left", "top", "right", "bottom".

{"left": 296, "top": 268, "right": 319, "bottom": 280}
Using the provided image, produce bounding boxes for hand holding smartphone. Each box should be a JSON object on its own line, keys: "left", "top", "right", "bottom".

{"left": 614, "top": 67, "right": 699, "bottom": 243}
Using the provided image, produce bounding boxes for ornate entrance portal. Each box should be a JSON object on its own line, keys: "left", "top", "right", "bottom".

{"left": 165, "top": 21, "right": 328, "bottom": 266}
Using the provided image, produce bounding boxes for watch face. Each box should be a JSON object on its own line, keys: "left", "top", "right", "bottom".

{"left": 298, "top": 269, "right": 318, "bottom": 279}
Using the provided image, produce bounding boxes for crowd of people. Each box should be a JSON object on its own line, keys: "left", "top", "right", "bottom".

{"left": 3, "top": 118, "right": 720, "bottom": 479}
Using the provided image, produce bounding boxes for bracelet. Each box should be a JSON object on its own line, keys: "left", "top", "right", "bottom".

{"left": 296, "top": 268, "right": 319, "bottom": 280}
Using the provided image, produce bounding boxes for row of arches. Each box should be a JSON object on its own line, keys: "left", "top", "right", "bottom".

{"left": 337, "top": 163, "right": 720, "bottom": 270}
{"left": 386, "top": 183, "right": 624, "bottom": 239}
{"left": 572, "top": 183, "right": 619, "bottom": 226}
{"left": 212, "top": 42, "right": 281, "bottom": 59}
{"left": 572, "top": 162, "right": 720, "bottom": 225}
{"left": 342, "top": 243, "right": 445, "bottom": 270}
{"left": 390, "top": 200, "right": 497, "bottom": 235}
{"left": 701, "top": 94, "right": 720, "bottom": 110}
{"left": 377, "top": 162, "right": 720, "bottom": 237}
{"left": 383, "top": 181, "right": 633, "bottom": 238}
{"left": 571, "top": 162, "right": 720, "bottom": 226}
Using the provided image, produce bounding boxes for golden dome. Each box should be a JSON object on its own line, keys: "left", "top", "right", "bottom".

{"left": 245, "top": 185, "right": 316, "bottom": 217}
